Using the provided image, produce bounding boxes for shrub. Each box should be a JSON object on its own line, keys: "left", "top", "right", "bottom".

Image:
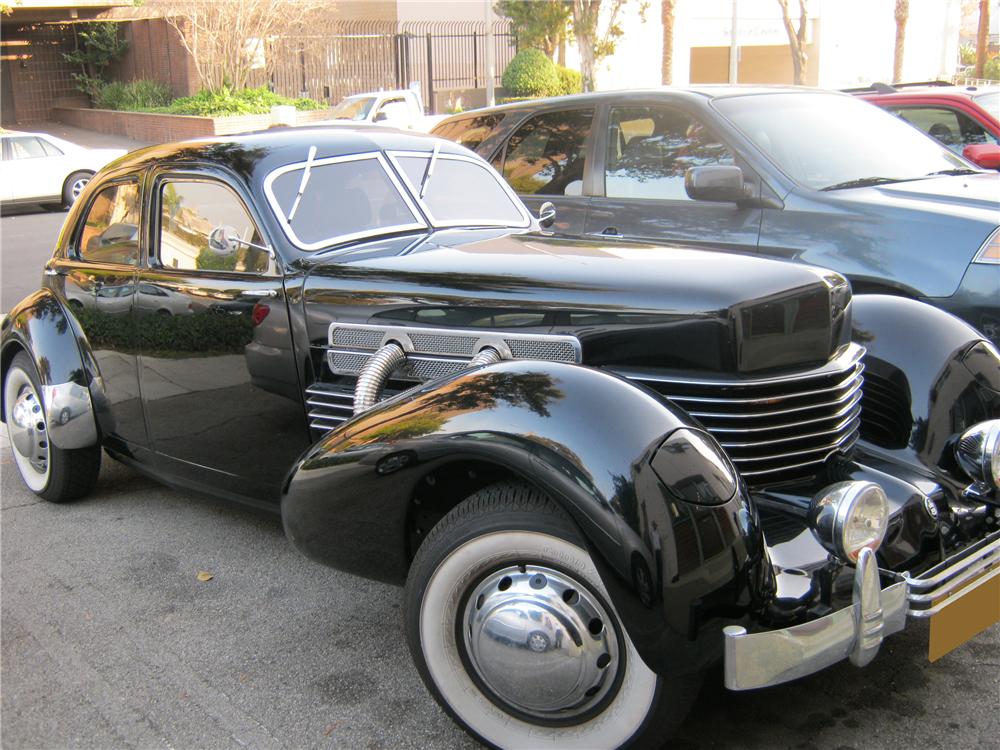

{"left": 156, "top": 86, "right": 324, "bottom": 116}
{"left": 984, "top": 55, "right": 1000, "bottom": 82}
{"left": 501, "top": 48, "right": 561, "bottom": 98}
{"left": 95, "top": 79, "right": 172, "bottom": 111}
{"left": 555, "top": 65, "right": 582, "bottom": 96}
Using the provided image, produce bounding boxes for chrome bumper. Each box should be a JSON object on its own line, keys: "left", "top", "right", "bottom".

{"left": 724, "top": 531, "right": 1000, "bottom": 690}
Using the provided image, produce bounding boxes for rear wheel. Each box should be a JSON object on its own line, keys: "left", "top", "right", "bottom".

{"left": 62, "top": 171, "right": 93, "bottom": 207}
{"left": 3, "top": 352, "right": 100, "bottom": 502}
{"left": 404, "top": 482, "right": 700, "bottom": 749}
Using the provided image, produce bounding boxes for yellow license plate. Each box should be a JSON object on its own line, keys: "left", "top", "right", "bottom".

{"left": 928, "top": 569, "right": 1000, "bottom": 662}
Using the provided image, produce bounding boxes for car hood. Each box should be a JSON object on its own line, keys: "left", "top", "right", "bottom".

{"left": 302, "top": 231, "right": 852, "bottom": 375}
{"left": 873, "top": 172, "right": 1000, "bottom": 213}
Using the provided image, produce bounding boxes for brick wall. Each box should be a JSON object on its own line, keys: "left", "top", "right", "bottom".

{"left": 110, "top": 18, "right": 198, "bottom": 98}
{"left": 52, "top": 107, "right": 334, "bottom": 144}
{"left": 2, "top": 23, "right": 85, "bottom": 124}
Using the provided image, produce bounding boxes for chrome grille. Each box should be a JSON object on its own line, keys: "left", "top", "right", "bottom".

{"left": 617, "top": 344, "right": 866, "bottom": 488}
{"left": 305, "top": 382, "right": 355, "bottom": 432}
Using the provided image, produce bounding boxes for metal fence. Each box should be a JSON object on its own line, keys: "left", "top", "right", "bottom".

{"left": 259, "top": 20, "right": 516, "bottom": 113}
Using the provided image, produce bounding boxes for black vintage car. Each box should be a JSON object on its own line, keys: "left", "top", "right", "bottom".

{"left": 2, "top": 128, "right": 998, "bottom": 750}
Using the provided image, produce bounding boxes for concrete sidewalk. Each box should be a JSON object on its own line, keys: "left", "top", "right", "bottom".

{"left": 19, "top": 121, "right": 151, "bottom": 153}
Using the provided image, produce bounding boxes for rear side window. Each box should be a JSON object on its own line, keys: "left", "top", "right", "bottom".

{"left": 434, "top": 114, "right": 503, "bottom": 151}
{"left": 77, "top": 182, "right": 140, "bottom": 265}
{"left": 158, "top": 180, "right": 272, "bottom": 273}
{"left": 501, "top": 109, "right": 593, "bottom": 196}
{"left": 9, "top": 136, "right": 52, "bottom": 159}
{"left": 605, "top": 106, "right": 734, "bottom": 201}
{"left": 887, "top": 105, "right": 999, "bottom": 151}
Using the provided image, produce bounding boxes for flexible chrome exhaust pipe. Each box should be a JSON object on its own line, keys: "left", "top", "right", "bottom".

{"left": 353, "top": 342, "right": 406, "bottom": 414}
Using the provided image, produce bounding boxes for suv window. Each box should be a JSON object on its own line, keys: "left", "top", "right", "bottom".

{"left": 887, "top": 106, "right": 999, "bottom": 151}
{"left": 159, "top": 180, "right": 272, "bottom": 273}
{"left": 501, "top": 109, "right": 593, "bottom": 196}
{"left": 78, "top": 182, "right": 140, "bottom": 265}
{"left": 435, "top": 114, "right": 503, "bottom": 151}
{"left": 9, "top": 136, "right": 55, "bottom": 159}
{"left": 605, "top": 106, "right": 734, "bottom": 201}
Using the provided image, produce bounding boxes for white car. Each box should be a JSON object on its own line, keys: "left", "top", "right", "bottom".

{"left": 0, "top": 131, "right": 127, "bottom": 208}
{"left": 324, "top": 89, "right": 446, "bottom": 132}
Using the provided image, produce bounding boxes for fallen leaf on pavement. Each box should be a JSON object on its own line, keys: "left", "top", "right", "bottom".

{"left": 196, "top": 571, "right": 214, "bottom": 582}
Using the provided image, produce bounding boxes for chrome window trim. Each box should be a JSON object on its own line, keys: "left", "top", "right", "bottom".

{"left": 974, "top": 226, "right": 999, "bottom": 264}
{"left": 385, "top": 149, "right": 532, "bottom": 229}
{"left": 263, "top": 151, "right": 428, "bottom": 252}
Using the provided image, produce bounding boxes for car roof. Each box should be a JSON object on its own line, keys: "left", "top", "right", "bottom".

{"left": 111, "top": 126, "right": 467, "bottom": 175}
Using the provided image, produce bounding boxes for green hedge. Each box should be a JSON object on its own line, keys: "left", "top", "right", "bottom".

{"left": 153, "top": 85, "right": 323, "bottom": 116}
{"left": 555, "top": 65, "right": 582, "bottom": 96}
{"left": 502, "top": 49, "right": 561, "bottom": 98}
{"left": 95, "top": 79, "right": 172, "bottom": 111}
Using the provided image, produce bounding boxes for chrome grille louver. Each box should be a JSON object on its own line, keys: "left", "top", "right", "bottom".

{"left": 616, "top": 343, "right": 866, "bottom": 488}
{"left": 305, "top": 382, "right": 355, "bottom": 432}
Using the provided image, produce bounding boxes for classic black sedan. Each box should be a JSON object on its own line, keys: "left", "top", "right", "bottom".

{"left": 2, "top": 128, "right": 999, "bottom": 749}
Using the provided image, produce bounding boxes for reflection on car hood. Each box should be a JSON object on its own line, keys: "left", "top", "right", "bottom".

{"left": 304, "top": 232, "right": 851, "bottom": 375}
{"left": 872, "top": 172, "right": 1000, "bottom": 213}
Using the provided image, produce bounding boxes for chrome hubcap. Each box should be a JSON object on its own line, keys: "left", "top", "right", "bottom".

{"left": 8, "top": 386, "right": 48, "bottom": 474}
{"left": 462, "top": 564, "right": 621, "bottom": 722}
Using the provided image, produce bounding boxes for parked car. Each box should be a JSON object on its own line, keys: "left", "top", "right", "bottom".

{"left": 846, "top": 81, "right": 1000, "bottom": 168}
{"left": 0, "top": 131, "right": 127, "bottom": 208}
{"left": 432, "top": 88, "right": 1000, "bottom": 345}
{"left": 2, "top": 128, "right": 998, "bottom": 750}
{"left": 325, "top": 89, "right": 445, "bottom": 131}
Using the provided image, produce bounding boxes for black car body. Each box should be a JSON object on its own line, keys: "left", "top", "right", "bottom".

{"left": 432, "top": 87, "right": 1000, "bottom": 345}
{"left": 2, "top": 128, "right": 999, "bottom": 749}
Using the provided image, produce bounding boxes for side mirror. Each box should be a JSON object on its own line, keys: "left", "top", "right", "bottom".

{"left": 208, "top": 225, "right": 240, "bottom": 256}
{"left": 684, "top": 165, "right": 749, "bottom": 203}
{"left": 538, "top": 201, "right": 556, "bottom": 229}
{"left": 373, "top": 111, "right": 389, "bottom": 123}
{"left": 962, "top": 144, "right": 1000, "bottom": 170}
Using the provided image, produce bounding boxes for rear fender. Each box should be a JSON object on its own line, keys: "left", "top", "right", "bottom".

{"left": 1, "top": 290, "right": 99, "bottom": 449}
{"left": 282, "top": 360, "right": 768, "bottom": 675}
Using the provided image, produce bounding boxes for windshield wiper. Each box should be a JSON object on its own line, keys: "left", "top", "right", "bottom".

{"left": 419, "top": 141, "right": 440, "bottom": 198}
{"left": 288, "top": 145, "right": 317, "bottom": 222}
{"left": 924, "top": 168, "right": 979, "bottom": 176}
{"left": 820, "top": 176, "right": 906, "bottom": 191}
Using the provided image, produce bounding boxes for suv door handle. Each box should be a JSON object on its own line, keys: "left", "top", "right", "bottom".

{"left": 587, "top": 227, "right": 623, "bottom": 239}
{"left": 244, "top": 289, "right": 278, "bottom": 298}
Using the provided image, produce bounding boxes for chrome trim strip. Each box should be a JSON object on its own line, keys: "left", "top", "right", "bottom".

{"left": 685, "top": 377, "right": 863, "bottom": 420}
{"left": 707, "top": 394, "right": 862, "bottom": 433}
{"left": 726, "top": 430, "right": 858, "bottom": 464}
{"left": 616, "top": 343, "right": 865, "bottom": 387}
{"left": 305, "top": 398, "right": 354, "bottom": 412}
{"left": 739, "top": 434, "right": 859, "bottom": 477}
{"left": 720, "top": 411, "right": 860, "bottom": 450}
{"left": 664, "top": 366, "right": 863, "bottom": 406}
{"left": 905, "top": 532, "right": 1000, "bottom": 617}
{"left": 908, "top": 566, "right": 1000, "bottom": 618}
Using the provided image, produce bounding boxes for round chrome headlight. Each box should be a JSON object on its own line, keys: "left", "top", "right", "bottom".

{"left": 808, "top": 481, "right": 890, "bottom": 563}
{"left": 954, "top": 419, "right": 1000, "bottom": 490}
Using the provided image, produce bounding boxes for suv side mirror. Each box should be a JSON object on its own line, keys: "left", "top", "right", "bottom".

{"left": 685, "top": 165, "right": 749, "bottom": 202}
{"left": 373, "top": 111, "right": 389, "bottom": 123}
{"left": 538, "top": 201, "right": 556, "bottom": 229}
{"left": 209, "top": 225, "right": 240, "bottom": 255}
{"left": 962, "top": 144, "right": 1000, "bottom": 170}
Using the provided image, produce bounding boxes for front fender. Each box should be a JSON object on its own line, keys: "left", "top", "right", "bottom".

{"left": 0, "top": 290, "right": 99, "bottom": 449}
{"left": 282, "top": 360, "right": 768, "bottom": 675}
{"left": 852, "top": 294, "right": 1000, "bottom": 482}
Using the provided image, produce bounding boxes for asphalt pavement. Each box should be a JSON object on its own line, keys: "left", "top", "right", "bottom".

{"left": 2, "top": 425, "right": 998, "bottom": 749}
{"left": 1, "top": 205, "right": 67, "bottom": 312}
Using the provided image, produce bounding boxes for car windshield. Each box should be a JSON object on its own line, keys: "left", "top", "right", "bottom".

{"left": 265, "top": 149, "right": 529, "bottom": 251}
{"left": 972, "top": 91, "right": 999, "bottom": 119}
{"left": 713, "top": 93, "right": 971, "bottom": 190}
{"left": 330, "top": 96, "right": 376, "bottom": 121}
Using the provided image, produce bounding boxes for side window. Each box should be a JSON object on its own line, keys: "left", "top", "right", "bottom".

{"left": 77, "top": 182, "right": 140, "bottom": 265}
{"left": 436, "top": 114, "right": 503, "bottom": 151}
{"left": 159, "top": 180, "right": 272, "bottom": 273}
{"left": 890, "top": 106, "right": 998, "bottom": 151}
{"left": 38, "top": 137, "right": 64, "bottom": 156}
{"left": 9, "top": 136, "right": 50, "bottom": 159}
{"left": 605, "top": 106, "right": 734, "bottom": 201}
{"left": 501, "top": 109, "right": 593, "bottom": 196}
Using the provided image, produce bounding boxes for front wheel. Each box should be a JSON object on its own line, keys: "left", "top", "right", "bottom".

{"left": 62, "top": 171, "right": 93, "bottom": 207}
{"left": 404, "top": 482, "right": 700, "bottom": 749}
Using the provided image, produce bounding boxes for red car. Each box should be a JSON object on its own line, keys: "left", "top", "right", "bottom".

{"left": 848, "top": 81, "right": 1000, "bottom": 169}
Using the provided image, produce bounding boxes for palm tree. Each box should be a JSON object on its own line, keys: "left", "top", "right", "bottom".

{"left": 893, "top": 0, "right": 908, "bottom": 83}
{"left": 661, "top": 0, "right": 676, "bottom": 85}
{"left": 974, "top": 0, "right": 990, "bottom": 78}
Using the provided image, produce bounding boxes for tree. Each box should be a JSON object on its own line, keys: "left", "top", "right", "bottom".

{"left": 661, "top": 0, "right": 676, "bottom": 85}
{"left": 162, "top": 0, "right": 323, "bottom": 91}
{"left": 62, "top": 21, "right": 129, "bottom": 100}
{"left": 776, "top": 0, "right": 809, "bottom": 85}
{"left": 495, "top": 0, "right": 572, "bottom": 60}
{"left": 892, "top": 0, "right": 909, "bottom": 83}
{"left": 570, "top": 0, "right": 635, "bottom": 92}
{"left": 974, "top": 0, "right": 990, "bottom": 78}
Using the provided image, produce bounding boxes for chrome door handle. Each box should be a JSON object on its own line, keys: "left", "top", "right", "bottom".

{"left": 44, "top": 268, "right": 67, "bottom": 276}
{"left": 244, "top": 289, "right": 278, "bottom": 298}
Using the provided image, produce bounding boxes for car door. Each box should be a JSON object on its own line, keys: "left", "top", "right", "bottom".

{"left": 137, "top": 169, "right": 309, "bottom": 503}
{"left": 5, "top": 135, "right": 62, "bottom": 202}
{"left": 491, "top": 107, "right": 596, "bottom": 236}
{"left": 584, "top": 102, "right": 763, "bottom": 251}
{"left": 49, "top": 174, "right": 148, "bottom": 448}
